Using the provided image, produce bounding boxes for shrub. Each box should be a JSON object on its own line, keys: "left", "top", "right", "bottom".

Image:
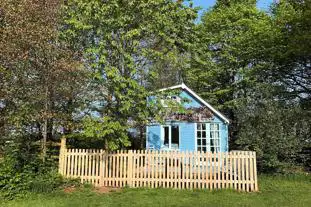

{"left": 0, "top": 133, "right": 79, "bottom": 199}
{"left": 235, "top": 101, "right": 309, "bottom": 173}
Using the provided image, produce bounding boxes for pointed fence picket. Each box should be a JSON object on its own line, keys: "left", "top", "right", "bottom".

{"left": 58, "top": 139, "right": 258, "bottom": 192}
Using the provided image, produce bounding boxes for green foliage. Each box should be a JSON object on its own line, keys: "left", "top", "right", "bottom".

{"left": 185, "top": 0, "right": 311, "bottom": 173}
{"left": 81, "top": 116, "right": 130, "bottom": 150}
{"left": 0, "top": 163, "right": 79, "bottom": 200}
{"left": 62, "top": 0, "right": 197, "bottom": 150}
{"left": 235, "top": 99, "right": 309, "bottom": 173}
{"left": 0, "top": 133, "right": 79, "bottom": 199}
{"left": 0, "top": 0, "right": 86, "bottom": 160}
{"left": 187, "top": 1, "right": 274, "bottom": 112}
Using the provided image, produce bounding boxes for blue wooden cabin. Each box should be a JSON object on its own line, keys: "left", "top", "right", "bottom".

{"left": 146, "top": 83, "right": 229, "bottom": 152}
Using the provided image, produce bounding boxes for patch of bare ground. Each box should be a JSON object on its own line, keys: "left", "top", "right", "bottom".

{"left": 64, "top": 185, "right": 122, "bottom": 194}
{"left": 94, "top": 186, "right": 122, "bottom": 194}
{"left": 63, "top": 186, "right": 77, "bottom": 193}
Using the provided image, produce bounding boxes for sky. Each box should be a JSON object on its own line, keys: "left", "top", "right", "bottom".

{"left": 192, "top": 0, "right": 274, "bottom": 18}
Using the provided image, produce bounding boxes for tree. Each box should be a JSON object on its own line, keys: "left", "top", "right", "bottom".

{"left": 187, "top": 0, "right": 311, "bottom": 172}
{"left": 235, "top": 88, "right": 309, "bottom": 172}
{"left": 63, "top": 0, "right": 197, "bottom": 150}
{"left": 186, "top": 1, "right": 274, "bottom": 145}
{"left": 0, "top": 0, "right": 85, "bottom": 159}
{"left": 270, "top": 0, "right": 311, "bottom": 103}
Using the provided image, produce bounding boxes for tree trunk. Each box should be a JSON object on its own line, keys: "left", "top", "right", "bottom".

{"left": 41, "top": 85, "right": 49, "bottom": 162}
{"left": 140, "top": 125, "right": 145, "bottom": 149}
{"left": 104, "top": 138, "right": 108, "bottom": 150}
{"left": 42, "top": 116, "right": 47, "bottom": 162}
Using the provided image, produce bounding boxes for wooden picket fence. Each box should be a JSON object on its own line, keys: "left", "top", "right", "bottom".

{"left": 58, "top": 139, "right": 258, "bottom": 192}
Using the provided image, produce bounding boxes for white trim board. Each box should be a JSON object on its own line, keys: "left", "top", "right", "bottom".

{"left": 159, "top": 83, "right": 230, "bottom": 124}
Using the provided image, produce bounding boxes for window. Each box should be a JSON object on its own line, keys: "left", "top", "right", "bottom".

{"left": 171, "top": 96, "right": 181, "bottom": 103}
{"left": 197, "top": 123, "right": 207, "bottom": 152}
{"left": 196, "top": 123, "right": 220, "bottom": 152}
{"left": 210, "top": 123, "right": 220, "bottom": 152}
{"left": 162, "top": 125, "right": 179, "bottom": 149}
{"left": 160, "top": 96, "right": 181, "bottom": 107}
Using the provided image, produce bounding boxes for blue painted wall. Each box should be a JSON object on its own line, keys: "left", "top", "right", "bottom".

{"left": 146, "top": 89, "right": 229, "bottom": 152}
{"left": 147, "top": 125, "right": 161, "bottom": 149}
{"left": 179, "top": 122, "right": 196, "bottom": 151}
{"left": 179, "top": 90, "right": 202, "bottom": 108}
{"left": 146, "top": 121, "right": 228, "bottom": 152}
{"left": 221, "top": 123, "right": 229, "bottom": 152}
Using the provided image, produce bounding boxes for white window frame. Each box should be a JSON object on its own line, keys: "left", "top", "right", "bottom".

{"left": 161, "top": 125, "right": 180, "bottom": 150}
{"left": 210, "top": 123, "right": 221, "bottom": 153}
{"left": 195, "top": 123, "right": 221, "bottom": 152}
{"left": 195, "top": 123, "right": 209, "bottom": 152}
{"left": 161, "top": 125, "right": 171, "bottom": 148}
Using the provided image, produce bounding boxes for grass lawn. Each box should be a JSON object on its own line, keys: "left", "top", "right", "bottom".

{"left": 3, "top": 174, "right": 311, "bottom": 207}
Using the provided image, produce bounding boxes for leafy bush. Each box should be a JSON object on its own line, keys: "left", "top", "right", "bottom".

{"left": 0, "top": 163, "right": 80, "bottom": 199}
{"left": 236, "top": 100, "right": 310, "bottom": 173}
{"left": 27, "top": 170, "right": 80, "bottom": 194}
{"left": 0, "top": 133, "right": 79, "bottom": 199}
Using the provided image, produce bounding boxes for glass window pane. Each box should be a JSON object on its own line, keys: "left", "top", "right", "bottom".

{"left": 210, "top": 139, "right": 214, "bottom": 146}
{"left": 197, "top": 139, "right": 201, "bottom": 145}
{"left": 202, "top": 139, "right": 206, "bottom": 145}
{"left": 171, "top": 126, "right": 179, "bottom": 145}
{"left": 215, "top": 139, "right": 219, "bottom": 146}
{"left": 210, "top": 123, "right": 220, "bottom": 131}
{"left": 197, "top": 124, "right": 201, "bottom": 130}
{"left": 164, "top": 126, "right": 169, "bottom": 145}
{"left": 215, "top": 132, "right": 219, "bottom": 138}
{"left": 202, "top": 124, "right": 206, "bottom": 130}
{"left": 202, "top": 131, "right": 206, "bottom": 138}
{"left": 210, "top": 124, "right": 215, "bottom": 130}
{"left": 210, "top": 131, "right": 215, "bottom": 138}
{"left": 197, "top": 147, "right": 201, "bottom": 151}
{"left": 197, "top": 131, "right": 201, "bottom": 138}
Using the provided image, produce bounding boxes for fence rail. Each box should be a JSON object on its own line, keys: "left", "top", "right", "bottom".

{"left": 58, "top": 139, "right": 258, "bottom": 192}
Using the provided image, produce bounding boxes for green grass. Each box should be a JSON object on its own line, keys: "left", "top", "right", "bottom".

{"left": 3, "top": 174, "right": 311, "bottom": 207}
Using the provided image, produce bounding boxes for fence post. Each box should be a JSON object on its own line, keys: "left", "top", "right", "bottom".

{"left": 58, "top": 137, "right": 67, "bottom": 174}
{"left": 128, "top": 150, "right": 133, "bottom": 187}
{"left": 99, "top": 149, "right": 104, "bottom": 186}
{"left": 253, "top": 151, "right": 258, "bottom": 191}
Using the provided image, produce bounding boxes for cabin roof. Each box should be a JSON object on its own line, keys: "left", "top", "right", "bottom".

{"left": 159, "top": 83, "right": 230, "bottom": 124}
